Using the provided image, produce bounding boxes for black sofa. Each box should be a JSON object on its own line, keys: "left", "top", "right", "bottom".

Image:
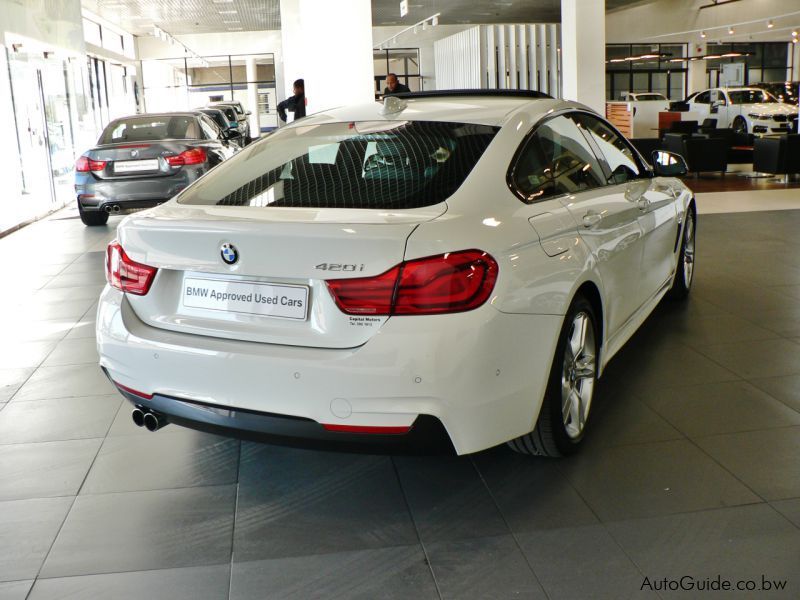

{"left": 753, "top": 134, "right": 800, "bottom": 175}
{"left": 663, "top": 133, "right": 728, "bottom": 174}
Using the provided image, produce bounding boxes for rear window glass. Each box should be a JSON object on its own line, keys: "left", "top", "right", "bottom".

{"left": 177, "top": 120, "right": 499, "bottom": 209}
{"left": 100, "top": 116, "right": 202, "bottom": 144}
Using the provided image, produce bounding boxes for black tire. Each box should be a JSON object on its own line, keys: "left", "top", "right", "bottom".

{"left": 507, "top": 296, "right": 599, "bottom": 457}
{"left": 667, "top": 207, "right": 696, "bottom": 301}
{"left": 78, "top": 203, "right": 109, "bottom": 226}
{"left": 732, "top": 116, "right": 747, "bottom": 135}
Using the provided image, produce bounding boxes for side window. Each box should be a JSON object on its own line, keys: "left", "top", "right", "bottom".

{"left": 695, "top": 91, "right": 710, "bottom": 104}
{"left": 198, "top": 116, "right": 219, "bottom": 140}
{"left": 574, "top": 114, "right": 642, "bottom": 185}
{"left": 511, "top": 115, "right": 605, "bottom": 203}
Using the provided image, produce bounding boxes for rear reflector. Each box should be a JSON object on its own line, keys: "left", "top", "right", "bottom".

{"left": 106, "top": 241, "right": 158, "bottom": 296}
{"left": 165, "top": 147, "right": 207, "bottom": 166}
{"left": 75, "top": 155, "right": 107, "bottom": 172}
{"left": 326, "top": 249, "right": 498, "bottom": 316}
{"left": 114, "top": 381, "right": 154, "bottom": 400}
{"left": 322, "top": 424, "right": 411, "bottom": 435}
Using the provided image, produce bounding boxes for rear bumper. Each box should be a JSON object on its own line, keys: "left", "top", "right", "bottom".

{"left": 96, "top": 287, "right": 564, "bottom": 455}
{"left": 109, "top": 375, "right": 454, "bottom": 453}
{"left": 76, "top": 168, "right": 205, "bottom": 210}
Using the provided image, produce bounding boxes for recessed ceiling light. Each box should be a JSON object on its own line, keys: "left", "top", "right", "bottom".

{"left": 767, "top": 20, "right": 774, "bottom": 28}
{"left": 223, "top": 20, "right": 240, "bottom": 24}
{"left": 218, "top": 10, "right": 238, "bottom": 14}
{"left": 227, "top": 27, "right": 243, "bottom": 31}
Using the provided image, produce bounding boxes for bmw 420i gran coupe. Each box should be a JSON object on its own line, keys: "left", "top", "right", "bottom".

{"left": 97, "top": 91, "right": 696, "bottom": 457}
{"left": 75, "top": 112, "right": 238, "bottom": 226}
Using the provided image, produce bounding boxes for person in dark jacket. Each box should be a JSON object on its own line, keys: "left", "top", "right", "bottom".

{"left": 278, "top": 79, "right": 306, "bottom": 123}
{"left": 383, "top": 73, "right": 410, "bottom": 96}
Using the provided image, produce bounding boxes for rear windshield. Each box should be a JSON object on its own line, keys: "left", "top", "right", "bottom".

{"left": 177, "top": 120, "right": 498, "bottom": 209}
{"left": 100, "top": 116, "right": 202, "bottom": 144}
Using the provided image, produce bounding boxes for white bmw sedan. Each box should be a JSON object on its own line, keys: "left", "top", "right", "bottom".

{"left": 97, "top": 91, "right": 696, "bottom": 456}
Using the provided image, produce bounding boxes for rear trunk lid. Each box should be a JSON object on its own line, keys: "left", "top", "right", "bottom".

{"left": 119, "top": 202, "right": 446, "bottom": 349}
{"left": 87, "top": 142, "right": 194, "bottom": 180}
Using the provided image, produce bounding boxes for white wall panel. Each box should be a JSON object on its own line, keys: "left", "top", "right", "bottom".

{"left": 537, "top": 24, "right": 548, "bottom": 94}
{"left": 519, "top": 25, "right": 527, "bottom": 89}
{"left": 433, "top": 27, "right": 482, "bottom": 89}
{"left": 508, "top": 25, "right": 518, "bottom": 89}
{"left": 434, "top": 23, "right": 560, "bottom": 95}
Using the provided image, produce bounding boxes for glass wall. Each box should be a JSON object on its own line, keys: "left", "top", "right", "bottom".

{"left": 606, "top": 43, "right": 688, "bottom": 101}
{"left": 141, "top": 53, "right": 277, "bottom": 133}
{"left": 373, "top": 48, "right": 421, "bottom": 97}
{"left": 705, "top": 42, "right": 790, "bottom": 88}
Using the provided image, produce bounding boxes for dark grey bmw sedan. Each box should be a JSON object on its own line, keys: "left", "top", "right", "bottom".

{"left": 75, "top": 112, "right": 237, "bottom": 226}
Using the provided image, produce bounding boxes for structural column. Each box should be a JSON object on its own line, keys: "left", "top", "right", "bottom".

{"left": 560, "top": 0, "right": 605, "bottom": 113}
{"left": 279, "top": 0, "right": 374, "bottom": 116}
{"left": 687, "top": 41, "right": 706, "bottom": 95}
{"left": 245, "top": 57, "right": 260, "bottom": 138}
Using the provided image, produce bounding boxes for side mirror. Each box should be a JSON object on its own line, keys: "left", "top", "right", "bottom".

{"left": 651, "top": 150, "right": 688, "bottom": 177}
{"left": 245, "top": 110, "right": 252, "bottom": 116}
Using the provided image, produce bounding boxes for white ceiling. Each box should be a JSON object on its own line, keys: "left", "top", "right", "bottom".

{"left": 81, "top": 0, "right": 649, "bottom": 35}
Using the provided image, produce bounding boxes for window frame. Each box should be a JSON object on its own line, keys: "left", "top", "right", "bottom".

{"left": 506, "top": 109, "right": 652, "bottom": 205}
{"left": 571, "top": 112, "right": 648, "bottom": 186}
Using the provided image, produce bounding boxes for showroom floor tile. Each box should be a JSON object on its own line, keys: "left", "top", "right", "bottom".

{"left": 2, "top": 206, "right": 800, "bottom": 597}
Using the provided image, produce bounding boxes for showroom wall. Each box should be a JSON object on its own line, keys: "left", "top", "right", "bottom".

{"left": 0, "top": 0, "right": 84, "bottom": 233}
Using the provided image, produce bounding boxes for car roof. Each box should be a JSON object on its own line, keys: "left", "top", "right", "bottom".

{"left": 112, "top": 112, "right": 201, "bottom": 121}
{"left": 295, "top": 95, "right": 585, "bottom": 128}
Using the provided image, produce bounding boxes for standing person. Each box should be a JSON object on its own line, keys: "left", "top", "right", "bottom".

{"left": 278, "top": 79, "right": 306, "bottom": 123}
{"left": 383, "top": 73, "right": 410, "bottom": 96}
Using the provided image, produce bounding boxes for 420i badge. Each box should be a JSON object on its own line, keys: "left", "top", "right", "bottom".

{"left": 315, "top": 263, "right": 366, "bottom": 272}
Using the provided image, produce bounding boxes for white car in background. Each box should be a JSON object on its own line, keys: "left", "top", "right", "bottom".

{"left": 687, "top": 87, "right": 799, "bottom": 134}
{"left": 97, "top": 91, "right": 696, "bottom": 457}
{"left": 621, "top": 92, "right": 668, "bottom": 102}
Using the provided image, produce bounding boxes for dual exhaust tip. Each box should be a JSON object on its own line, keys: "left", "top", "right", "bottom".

{"left": 131, "top": 407, "right": 168, "bottom": 432}
{"left": 104, "top": 204, "right": 122, "bottom": 214}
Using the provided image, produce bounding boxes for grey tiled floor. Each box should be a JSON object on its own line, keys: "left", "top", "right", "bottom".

{"left": 1, "top": 206, "right": 800, "bottom": 599}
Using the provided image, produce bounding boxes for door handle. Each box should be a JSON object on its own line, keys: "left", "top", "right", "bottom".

{"left": 582, "top": 211, "right": 602, "bottom": 228}
{"left": 637, "top": 197, "right": 650, "bottom": 211}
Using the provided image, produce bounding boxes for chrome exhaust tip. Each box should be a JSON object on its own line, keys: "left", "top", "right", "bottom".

{"left": 143, "top": 410, "right": 168, "bottom": 432}
{"left": 131, "top": 407, "right": 146, "bottom": 427}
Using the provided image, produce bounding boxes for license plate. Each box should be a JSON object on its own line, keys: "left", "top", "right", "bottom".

{"left": 114, "top": 159, "right": 159, "bottom": 173}
{"left": 182, "top": 277, "right": 309, "bottom": 321}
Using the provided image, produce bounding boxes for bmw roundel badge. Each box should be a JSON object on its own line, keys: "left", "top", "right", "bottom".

{"left": 220, "top": 243, "right": 239, "bottom": 265}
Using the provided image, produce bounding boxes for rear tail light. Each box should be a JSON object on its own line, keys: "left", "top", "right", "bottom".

{"left": 106, "top": 241, "right": 158, "bottom": 296}
{"left": 326, "top": 250, "right": 498, "bottom": 316}
{"left": 75, "top": 156, "right": 107, "bottom": 172}
{"left": 165, "top": 147, "right": 207, "bottom": 166}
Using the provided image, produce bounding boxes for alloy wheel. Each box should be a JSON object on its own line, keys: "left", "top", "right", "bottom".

{"left": 561, "top": 312, "right": 596, "bottom": 440}
{"left": 683, "top": 212, "right": 695, "bottom": 287}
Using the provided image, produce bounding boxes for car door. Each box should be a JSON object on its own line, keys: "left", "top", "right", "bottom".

{"left": 709, "top": 89, "right": 731, "bottom": 127}
{"left": 512, "top": 113, "right": 644, "bottom": 337}
{"left": 196, "top": 115, "right": 233, "bottom": 165}
{"left": 690, "top": 90, "right": 711, "bottom": 123}
{"left": 575, "top": 113, "right": 678, "bottom": 306}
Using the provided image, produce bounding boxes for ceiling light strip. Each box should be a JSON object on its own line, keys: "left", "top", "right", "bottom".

{"left": 374, "top": 13, "right": 441, "bottom": 50}
{"left": 152, "top": 25, "right": 209, "bottom": 67}
{"left": 646, "top": 9, "right": 800, "bottom": 39}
